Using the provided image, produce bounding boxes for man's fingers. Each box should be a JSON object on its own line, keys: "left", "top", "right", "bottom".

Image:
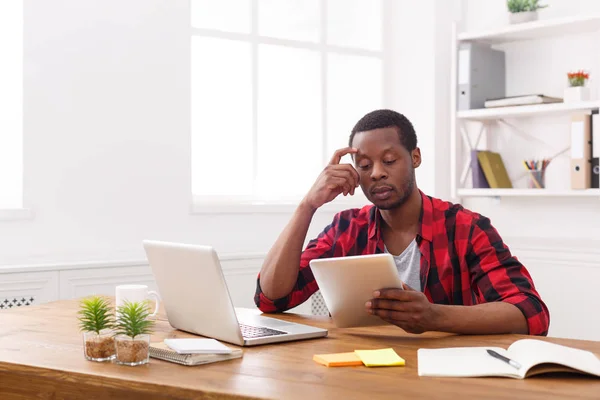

{"left": 327, "top": 177, "right": 352, "bottom": 196}
{"left": 370, "top": 308, "right": 409, "bottom": 322}
{"left": 373, "top": 288, "right": 418, "bottom": 301}
{"left": 328, "top": 164, "right": 360, "bottom": 188}
{"left": 329, "top": 147, "right": 358, "bottom": 166}
{"left": 367, "top": 298, "right": 415, "bottom": 312}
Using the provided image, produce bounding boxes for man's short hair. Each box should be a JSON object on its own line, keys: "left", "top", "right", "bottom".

{"left": 349, "top": 109, "right": 417, "bottom": 152}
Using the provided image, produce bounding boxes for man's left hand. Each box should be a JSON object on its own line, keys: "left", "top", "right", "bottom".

{"left": 365, "top": 283, "right": 440, "bottom": 334}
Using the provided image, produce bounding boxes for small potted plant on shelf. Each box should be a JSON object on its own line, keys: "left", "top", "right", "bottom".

{"left": 77, "top": 295, "right": 116, "bottom": 362}
{"left": 507, "top": 0, "right": 547, "bottom": 24}
{"left": 114, "top": 300, "right": 155, "bottom": 366}
{"left": 564, "top": 70, "right": 590, "bottom": 103}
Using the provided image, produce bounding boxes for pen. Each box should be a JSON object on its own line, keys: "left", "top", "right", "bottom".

{"left": 486, "top": 349, "right": 522, "bottom": 369}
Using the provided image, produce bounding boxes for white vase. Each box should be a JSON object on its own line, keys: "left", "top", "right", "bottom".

{"left": 563, "top": 86, "right": 590, "bottom": 103}
{"left": 508, "top": 11, "right": 538, "bottom": 24}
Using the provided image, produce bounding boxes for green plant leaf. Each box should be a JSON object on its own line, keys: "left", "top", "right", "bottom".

{"left": 114, "top": 300, "right": 155, "bottom": 339}
{"left": 77, "top": 296, "right": 114, "bottom": 334}
{"left": 507, "top": 0, "right": 547, "bottom": 12}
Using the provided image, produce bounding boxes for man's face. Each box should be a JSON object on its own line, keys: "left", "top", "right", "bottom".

{"left": 351, "top": 127, "right": 421, "bottom": 210}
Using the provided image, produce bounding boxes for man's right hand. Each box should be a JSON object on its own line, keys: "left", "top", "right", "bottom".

{"left": 302, "top": 147, "right": 360, "bottom": 211}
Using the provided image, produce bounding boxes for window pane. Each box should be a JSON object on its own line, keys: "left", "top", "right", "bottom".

{"left": 327, "top": 0, "right": 382, "bottom": 51}
{"left": 191, "top": 0, "right": 251, "bottom": 33}
{"left": 258, "top": 0, "right": 320, "bottom": 43}
{"left": 327, "top": 54, "right": 382, "bottom": 155}
{"left": 0, "top": 2, "right": 23, "bottom": 209}
{"left": 191, "top": 37, "right": 253, "bottom": 196}
{"left": 257, "top": 45, "right": 321, "bottom": 199}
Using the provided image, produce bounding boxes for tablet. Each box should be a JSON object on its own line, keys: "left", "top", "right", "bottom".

{"left": 309, "top": 253, "right": 404, "bottom": 328}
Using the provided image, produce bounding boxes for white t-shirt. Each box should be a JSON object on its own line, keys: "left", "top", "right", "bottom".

{"left": 384, "top": 239, "right": 422, "bottom": 292}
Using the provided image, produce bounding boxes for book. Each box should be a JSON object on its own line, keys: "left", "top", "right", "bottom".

{"left": 163, "top": 338, "right": 233, "bottom": 354}
{"left": 477, "top": 151, "right": 512, "bottom": 188}
{"left": 471, "top": 150, "right": 490, "bottom": 188}
{"left": 149, "top": 342, "right": 243, "bottom": 366}
{"left": 313, "top": 352, "right": 364, "bottom": 367}
{"left": 418, "top": 339, "right": 600, "bottom": 379}
{"left": 484, "top": 94, "right": 563, "bottom": 108}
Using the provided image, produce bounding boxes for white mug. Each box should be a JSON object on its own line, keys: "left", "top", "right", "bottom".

{"left": 115, "top": 284, "right": 160, "bottom": 317}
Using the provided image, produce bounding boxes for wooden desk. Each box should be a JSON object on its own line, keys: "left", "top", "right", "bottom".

{"left": 0, "top": 300, "right": 599, "bottom": 400}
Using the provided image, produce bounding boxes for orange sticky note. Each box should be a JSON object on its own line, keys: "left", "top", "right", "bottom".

{"left": 313, "top": 352, "right": 364, "bottom": 367}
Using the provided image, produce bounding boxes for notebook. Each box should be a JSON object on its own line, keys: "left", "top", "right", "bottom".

{"left": 149, "top": 342, "right": 243, "bottom": 366}
{"left": 418, "top": 339, "right": 600, "bottom": 379}
{"left": 477, "top": 151, "right": 512, "bottom": 188}
{"left": 484, "top": 94, "right": 563, "bottom": 108}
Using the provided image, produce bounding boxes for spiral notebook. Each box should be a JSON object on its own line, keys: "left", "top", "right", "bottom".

{"left": 149, "top": 342, "right": 243, "bottom": 366}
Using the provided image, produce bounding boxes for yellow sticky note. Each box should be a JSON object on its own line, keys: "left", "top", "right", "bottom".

{"left": 354, "top": 348, "right": 405, "bottom": 367}
{"left": 313, "top": 352, "right": 364, "bottom": 367}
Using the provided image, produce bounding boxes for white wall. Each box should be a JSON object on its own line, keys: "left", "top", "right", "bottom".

{"left": 388, "top": 0, "right": 460, "bottom": 199}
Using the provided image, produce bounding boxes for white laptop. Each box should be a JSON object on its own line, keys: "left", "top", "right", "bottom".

{"left": 142, "top": 240, "right": 327, "bottom": 346}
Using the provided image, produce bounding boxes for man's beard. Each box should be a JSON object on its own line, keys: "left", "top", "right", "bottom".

{"left": 377, "top": 173, "right": 415, "bottom": 210}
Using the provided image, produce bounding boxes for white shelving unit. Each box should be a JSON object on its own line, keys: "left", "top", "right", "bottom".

{"left": 450, "top": 15, "right": 600, "bottom": 200}
{"left": 457, "top": 15, "right": 600, "bottom": 44}
{"left": 457, "top": 188, "right": 600, "bottom": 198}
{"left": 457, "top": 100, "right": 600, "bottom": 121}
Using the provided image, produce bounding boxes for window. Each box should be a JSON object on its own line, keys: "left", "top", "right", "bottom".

{"left": 0, "top": 2, "right": 23, "bottom": 210}
{"left": 191, "top": 0, "right": 385, "bottom": 209}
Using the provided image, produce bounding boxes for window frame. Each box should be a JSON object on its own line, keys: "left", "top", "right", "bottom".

{"left": 0, "top": 1, "right": 30, "bottom": 221}
{"left": 190, "top": 0, "right": 391, "bottom": 214}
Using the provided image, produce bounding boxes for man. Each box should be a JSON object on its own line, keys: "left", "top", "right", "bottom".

{"left": 254, "top": 109, "right": 550, "bottom": 336}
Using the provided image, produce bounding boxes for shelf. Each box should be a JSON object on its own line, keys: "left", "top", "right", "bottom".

{"left": 458, "top": 189, "right": 600, "bottom": 197}
{"left": 458, "top": 15, "right": 600, "bottom": 44}
{"left": 456, "top": 101, "right": 600, "bottom": 121}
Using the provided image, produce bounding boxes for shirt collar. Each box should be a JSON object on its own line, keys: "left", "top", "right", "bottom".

{"left": 368, "top": 189, "right": 433, "bottom": 242}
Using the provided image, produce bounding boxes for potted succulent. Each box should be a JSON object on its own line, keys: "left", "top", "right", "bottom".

{"left": 564, "top": 70, "right": 590, "bottom": 103}
{"left": 77, "top": 296, "right": 116, "bottom": 362}
{"left": 507, "top": 0, "right": 547, "bottom": 24}
{"left": 114, "top": 300, "right": 155, "bottom": 366}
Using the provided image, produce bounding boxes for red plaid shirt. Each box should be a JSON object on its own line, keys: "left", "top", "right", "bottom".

{"left": 255, "top": 191, "right": 550, "bottom": 336}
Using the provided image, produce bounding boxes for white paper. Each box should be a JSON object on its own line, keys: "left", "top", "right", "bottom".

{"left": 458, "top": 49, "right": 470, "bottom": 85}
{"left": 593, "top": 114, "right": 600, "bottom": 157}
{"left": 571, "top": 121, "right": 585, "bottom": 159}
{"left": 164, "top": 338, "right": 233, "bottom": 354}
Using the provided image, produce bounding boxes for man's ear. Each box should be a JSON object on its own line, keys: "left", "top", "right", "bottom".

{"left": 412, "top": 147, "right": 421, "bottom": 168}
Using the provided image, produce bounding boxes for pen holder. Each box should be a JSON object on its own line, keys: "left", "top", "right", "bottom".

{"left": 527, "top": 170, "right": 545, "bottom": 189}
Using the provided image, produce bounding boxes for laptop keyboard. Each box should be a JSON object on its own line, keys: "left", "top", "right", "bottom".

{"left": 239, "top": 323, "right": 287, "bottom": 339}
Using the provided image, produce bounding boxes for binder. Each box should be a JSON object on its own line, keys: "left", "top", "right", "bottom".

{"left": 570, "top": 113, "right": 592, "bottom": 190}
{"left": 592, "top": 111, "right": 599, "bottom": 189}
{"left": 457, "top": 43, "right": 505, "bottom": 110}
{"left": 471, "top": 150, "right": 490, "bottom": 188}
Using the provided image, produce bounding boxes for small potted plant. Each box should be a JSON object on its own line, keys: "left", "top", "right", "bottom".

{"left": 564, "top": 70, "right": 590, "bottom": 102}
{"left": 507, "top": 0, "right": 547, "bottom": 24}
{"left": 114, "top": 300, "right": 155, "bottom": 366}
{"left": 77, "top": 295, "right": 116, "bottom": 362}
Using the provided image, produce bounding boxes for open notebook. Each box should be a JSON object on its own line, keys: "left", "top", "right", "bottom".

{"left": 418, "top": 339, "right": 600, "bottom": 379}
